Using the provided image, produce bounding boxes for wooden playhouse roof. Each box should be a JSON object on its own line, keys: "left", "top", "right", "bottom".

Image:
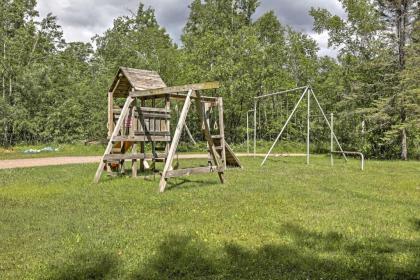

{"left": 109, "top": 67, "right": 166, "bottom": 97}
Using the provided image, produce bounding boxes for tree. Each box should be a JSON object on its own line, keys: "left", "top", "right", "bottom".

{"left": 399, "top": 20, "right": 420, "bottom": 158}
{"left": 375, "top": 0, "right": 419, "bottom": 159}
{"left": 310, "top": 0, "right": 419, "bottom": 159}
{"left": 94, "top": 3, "right": 179, "bottom": 86}
{"left": 181, "top": 0, "right": 319, "bottom": 142}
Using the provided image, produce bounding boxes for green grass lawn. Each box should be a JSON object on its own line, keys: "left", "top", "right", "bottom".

{"left": 0, "top": 157, "right": 419, "bottom": 279}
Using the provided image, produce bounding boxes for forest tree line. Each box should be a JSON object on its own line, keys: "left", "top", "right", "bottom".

{"left": 0, "top": 0, "right": 419, "bottom": 159}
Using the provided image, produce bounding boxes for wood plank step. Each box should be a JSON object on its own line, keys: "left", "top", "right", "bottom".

{"left": 134, "top": 131, "right": 170, "bottom": 136}
{"left": 104, "top": 153, "right": 167, "bottom": 161}
{"left": 164, "top": 166, "right": 224, "bottom": 178}
{"left": 114, "top": 107, "right": 170, "bottom": 114}
{"left": 137, "top": 107, "right": 170, "bottom": 113}
{"left": 138, "top": 112, "right": 171, "bottom": 119}
{"left": 112, "top": 135, "right": 171, "bottom": 142}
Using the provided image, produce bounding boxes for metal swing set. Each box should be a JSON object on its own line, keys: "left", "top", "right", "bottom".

{"left": 248, "top": 86, "right": 364, "bottom": 170}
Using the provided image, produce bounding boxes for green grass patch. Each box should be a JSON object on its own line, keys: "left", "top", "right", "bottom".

{"left": 0, "top": 157, "right": 419, "bottom": 279}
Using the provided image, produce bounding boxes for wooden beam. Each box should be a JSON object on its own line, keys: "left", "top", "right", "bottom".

{"left": 137, "top": 107, "right": 170, "bottom": 113}
{"left": 169, "top": 93, "right": 218, "bottom": 102}
{"left": 107, "top": 92, "right": 114, "bottom": 137}
{"left": 165, "top": 166, "right": 223, "bottom": 178}
{"left": 135, "top": 131, "right": 170, "bottom": 136}
{"left": 139, "top": 99, "right": 146, "bottom": 172}
{"left": 195, "top": 93, "right": 224, "bottom": 183}
{"left": 130, "top": 99, "right": 138, "bottom": 177}
{"left": 104, "top": 153, "right": 167, "bottom": 161}
{"left": 131, "top": 144, "right": 138, "bottom": 177}
{"left": 112, "top": 136, "right": 171, "bottom": 142}
{"left": 94, "top": 96, "right": 134, "bottom": 183}
{"left": 164, "top": 95, "right": 171, "bottom": 164}
{"left": 115, "top": 107, "right": 170, "bottom": 114}
{"left": 136, "top": 93, "right": 218, "bottom": 103}
{"left": 130, "top": 82, "right": 219, "bottom": 98}
{"left": 159, "top": 89, "right": 194, "bottom": 192}
{"left": 217, "top": 97, "right": 226, "bottom": 169}
{"left": 138, "top": 112, "right": 171, "bottom": 119}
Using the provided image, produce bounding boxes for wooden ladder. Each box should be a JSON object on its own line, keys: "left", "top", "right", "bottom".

{"left": 94, "top": 97, "right": 135, "bottom": 183}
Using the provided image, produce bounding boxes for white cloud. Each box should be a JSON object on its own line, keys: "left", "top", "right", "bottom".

{"left": 309, "top": 31, "right": 339, "bottom": 57}
{"left": 36, "top": 0, "right": 344, "bottom": 57}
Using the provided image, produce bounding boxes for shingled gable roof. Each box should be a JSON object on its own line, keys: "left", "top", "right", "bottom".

{"left": 109, "top": 67, "right": 167, "bottom": 98}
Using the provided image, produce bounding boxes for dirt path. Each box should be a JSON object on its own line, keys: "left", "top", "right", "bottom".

{"left": 0, "top": 153, "right": 305, "bottom": 170}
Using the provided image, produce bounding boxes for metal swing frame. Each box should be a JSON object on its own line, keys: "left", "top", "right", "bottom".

{"left": 251, "top": 86, "right": 349, "bottom": 167}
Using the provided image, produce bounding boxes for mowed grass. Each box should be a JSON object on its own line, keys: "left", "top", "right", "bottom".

{"left": 0, "top": 157, "right": 419, "bottom": 279}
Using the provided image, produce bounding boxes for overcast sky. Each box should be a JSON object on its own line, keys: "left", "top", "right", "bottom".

{"left": 36, "top": 0, "right": 345, "bottom": 56}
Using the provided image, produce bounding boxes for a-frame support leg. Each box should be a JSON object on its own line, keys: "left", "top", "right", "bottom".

{"left": 159, "top": 89, "right": 194, "bottom": 192}
{"left": 196, "top": 92, "right": 224, "bottom": 184}
{"left": 94, "top": 96, "right": 134, "bottom": 183}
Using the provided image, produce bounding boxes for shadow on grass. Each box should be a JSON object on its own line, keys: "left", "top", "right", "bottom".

{"left": 46, "top": 251, "right": 119, "bottom": 280}
{"left": 131, "top": 224, "right": 420, "bottom": 280}
{"left": 166, "top": 177, "right": 220, "bottom": 191}
{"left": 411, "top": 218, "right": 420, "bottom": 231}
{"left": 45, "top": 224, "right": 419, "bottom": 279}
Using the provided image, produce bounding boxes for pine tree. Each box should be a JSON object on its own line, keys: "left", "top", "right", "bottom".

{"left": 375, "top": 0, "right": 419, "bottom": 159}
{"left": 399, "top": 20, "right": 420, "bottom": 158}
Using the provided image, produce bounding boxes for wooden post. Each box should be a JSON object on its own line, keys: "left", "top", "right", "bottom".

{"left": 94, "top": 96, "right": 134, "bottom": 183}
{"left": 140, "top": 98, "right": 146, "bottom": 172}
{"left": 164, "top": 95, "right": 171, "bottom": 170}
{"left": 132, "top": 144, "right": 138, "bottom": 177}
{"left": 131, "top": 98, "right": 137, "bottom": 177}
{"left": 196, "top": 93, "right": 224, "bottom": 183}
{"left": 159, "top": 90, "right": 194, "bottom": 192}
{"left": 204, "top": 102, "right": 212, "bottom": 165}
{"left": 106, "top": 92, "right": 113, "bottom": 175}
{"left": 218, "top": 97, "right": 226, "bottom": 170}
{"left": 108, "top": 92, "right": 114, "bottom": 137}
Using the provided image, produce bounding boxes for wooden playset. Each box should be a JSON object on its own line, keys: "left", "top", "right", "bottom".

{"left": 94, "top": 67, "right": 241, "bottom": 192}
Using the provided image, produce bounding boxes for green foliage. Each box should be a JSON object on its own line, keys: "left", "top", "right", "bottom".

{"left": 94, "top": 3, "right": 180, "bottom": 85}
{"left": 310, "top": 0, "right": 420, "bottom": 159}
{"left": 180, "top": 0, "right": 318, "bottom": 142}
{"left": 0, "top": 0, "right": 418, "bottom": 158}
